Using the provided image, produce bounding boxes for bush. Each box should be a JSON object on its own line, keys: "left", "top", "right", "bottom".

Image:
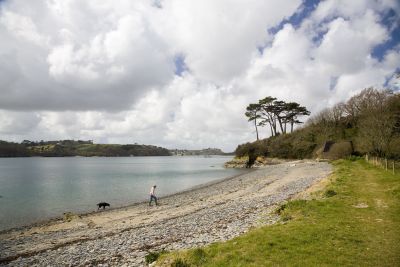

{"left": 235, "top": 140, "right": 269, "bottom": 158}
{"left": 328, "top": 142, "right": 353, "bottom": 159}
{"left": 234, "top": 128, "right": 318, "bottom": 159}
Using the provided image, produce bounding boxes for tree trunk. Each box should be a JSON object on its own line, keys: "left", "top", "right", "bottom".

{"left": 269, "top": 123, "right": 274, "bottom": 137}
{"left": 273, "top": 118, "right": 278, "bottom": 135}
{"left": 254, "top": 119, "right": 259, "bottom": 140}
{"left": 277, "top": 117, "right": 284, "bottom": 134}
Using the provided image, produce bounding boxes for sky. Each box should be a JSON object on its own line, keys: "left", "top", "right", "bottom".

{"left": 0, "top": 0, "right": 399, "bottom": 152}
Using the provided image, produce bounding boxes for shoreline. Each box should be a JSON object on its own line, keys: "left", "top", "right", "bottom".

{"left": 1, "top": 160, "right": 332, "bottom": 266}
{"left": 0, "top": 154, "right": 234, "bottom": 159}
{"left": 0, "top": 168, "right": 252, "bottom": 235}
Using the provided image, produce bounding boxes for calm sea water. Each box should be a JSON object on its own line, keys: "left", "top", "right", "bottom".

{"left": 0, "top": 156, "right": 245, "bottom": 231}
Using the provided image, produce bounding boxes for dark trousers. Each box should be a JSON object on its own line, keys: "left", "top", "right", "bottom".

{"left": 149, "top": 194, "right": 158, "bottom": 206}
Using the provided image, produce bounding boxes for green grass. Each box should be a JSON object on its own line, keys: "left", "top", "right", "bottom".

{"left": 157, "top": 160, "right": 400, "bottom": 266}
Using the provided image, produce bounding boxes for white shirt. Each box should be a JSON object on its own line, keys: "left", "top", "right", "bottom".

{"left": 150, "top": 186, "right": 156, "bottom": 195}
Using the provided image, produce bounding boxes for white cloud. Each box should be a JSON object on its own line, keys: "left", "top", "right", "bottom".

{"left": 0, "top": 11, "right": 46, "bottom": 45}
{"left": 0, "top": 110, "right": 41, "bottom": 135}
{"left": 0, "top": 0, "right": 399, "bottom": 151}
{"left": 154, "top": 0, "right": 302, "bottom": 82}
{"left": 313, "top": 11, "right": 388, "bottom": 75}
{"left": 0, "top": 0, "right": 174, "bottom": 110}
{"left": 311, "top": 0, "right": 399, "bottom": 21}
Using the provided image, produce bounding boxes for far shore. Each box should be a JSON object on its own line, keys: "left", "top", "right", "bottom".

{"left": 0, "top": 160, "right": 332, "bottom": 266}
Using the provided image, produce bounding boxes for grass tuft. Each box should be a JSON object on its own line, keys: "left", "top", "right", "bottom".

{"left": 145, "top": 250, "right": 167, "bottom": 264}
{"left": 275, "top": 203, "right": 286, "bottom": 214}
{"left": 171, "top": 258, "right": 190, "bottom": 267}
{"left": 324, "top": 189, "right": 337, "bottom": 197}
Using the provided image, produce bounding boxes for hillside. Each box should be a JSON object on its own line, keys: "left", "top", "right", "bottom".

{"left": 236, "top": 88, "right": 400, "bottom": 161}
{"left": 0, "top": 140, "right": 171, "bottom": 157}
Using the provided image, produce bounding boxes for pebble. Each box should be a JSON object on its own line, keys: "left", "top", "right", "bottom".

{"left": 0, "top": 161, "right": 331, "bottom": 267}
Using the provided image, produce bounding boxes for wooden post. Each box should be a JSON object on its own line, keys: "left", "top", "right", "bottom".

{"left": 393, "top": 161, "right": 395, "bottom": 175}
{"left": 385, "top": 158, "right": 388, "bottom": 171}
{"left": 366, "top": 154, "right": 369, "bottom": 162}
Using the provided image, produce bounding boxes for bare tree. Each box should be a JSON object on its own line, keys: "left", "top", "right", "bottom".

{"left": 356, "top": 88, "right": 396, "bottom": 156}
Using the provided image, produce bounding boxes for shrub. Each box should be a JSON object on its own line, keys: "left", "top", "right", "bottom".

{"left": 234, "top": 128, "right": 318, "bottom": 159}
{"left": 328, "top": 142, "right": 353, "bottom": 159}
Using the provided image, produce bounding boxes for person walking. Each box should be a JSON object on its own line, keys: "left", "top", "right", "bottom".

{"left": 149, "top": 185, "right": 158, "bottom": 206}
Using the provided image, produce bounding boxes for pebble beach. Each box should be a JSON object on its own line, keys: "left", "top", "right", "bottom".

{"left": 0, "top": 160, "right": 332, "bottom": 266}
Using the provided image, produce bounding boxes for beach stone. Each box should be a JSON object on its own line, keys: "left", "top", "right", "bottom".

{"left": 0, "top": 161, "right": 331, "bottom": 267}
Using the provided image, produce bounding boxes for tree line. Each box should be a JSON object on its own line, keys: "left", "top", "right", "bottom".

{"left": 0, "top": 141, "right": 171, "bottom": 157}
{"left": 245, "top": 97, "right": 310, "bottom": 140}
{"left": 237, "top": 88, "right": 400, "bottom": 160}
{"left": 309, "top": 87, "right": 400, "bottom": 158}
{"left": 21, "top": 139, "right": 93, "bottom": 146}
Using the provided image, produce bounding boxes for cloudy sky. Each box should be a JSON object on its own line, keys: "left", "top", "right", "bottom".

{"left": 0, "top": 0, "right": 399, "bottom": 151}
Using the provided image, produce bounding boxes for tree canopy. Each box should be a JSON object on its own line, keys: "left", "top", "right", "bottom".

{"left": 245, "top": 97, "right": 310, "bottom": 139}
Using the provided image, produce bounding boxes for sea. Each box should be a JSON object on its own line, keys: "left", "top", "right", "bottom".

{"left": 0, "top": 156, "right": 246, "bottom": 231}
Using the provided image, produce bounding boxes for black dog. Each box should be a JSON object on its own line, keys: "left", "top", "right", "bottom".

{"left": 97, "top": 202, "right": 110, "bottom": 210}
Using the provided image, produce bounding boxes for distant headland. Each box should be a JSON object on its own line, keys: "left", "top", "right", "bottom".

{"left": 0, "top": 140, "right": 230, "bottom": 157}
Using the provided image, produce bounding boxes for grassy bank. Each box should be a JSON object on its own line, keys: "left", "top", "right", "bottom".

{"left": 156, "top": 159, "right": 400, "bottom": 266}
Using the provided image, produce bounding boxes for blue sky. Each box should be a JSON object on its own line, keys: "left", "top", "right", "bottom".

{"left": 373, "top": 8, "right": 400, "bottom": 60}
{"left": 269, "top": 0, "right": 320, "bottom": 34}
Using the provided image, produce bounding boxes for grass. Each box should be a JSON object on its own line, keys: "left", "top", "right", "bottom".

{"left": 146, "top": 250, "right": 168, "bottom": 264}
{"left": 156, "top": 159, "right": 400, "bottom": 266}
